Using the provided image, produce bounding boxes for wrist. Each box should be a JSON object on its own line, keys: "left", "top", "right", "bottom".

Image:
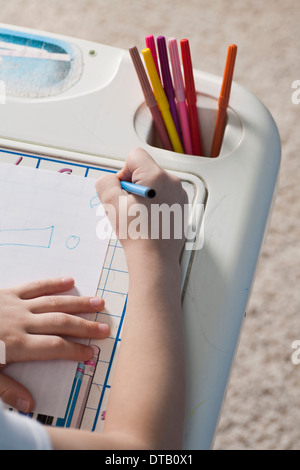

{"left": 125, "top": 243, "right": 181, "bottom": 275}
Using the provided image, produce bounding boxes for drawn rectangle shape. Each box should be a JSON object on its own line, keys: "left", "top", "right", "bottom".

{"left": 0, "top": 226, "right": 54, "bottom": 247}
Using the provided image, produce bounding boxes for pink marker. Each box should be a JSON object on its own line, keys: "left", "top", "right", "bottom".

{"left": 168, "top": 38, "right": 193, "bottom": 155}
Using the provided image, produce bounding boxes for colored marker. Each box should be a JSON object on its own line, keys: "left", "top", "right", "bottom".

{"left": 157, "top": 36, "right": 182, "bottom": 139}
{"left": 210, "top": 44, "right": 237, "bottom": 158}
{"left": 56, "top": 362, "right": 85, "bottom": 427}
{"left": 142, "top": 47, "right": 184, "bottom": 154}
{"left": 168, "top": 38, "right": 193, "bottom": 155}
{"left": 180, "top": 39, "right": 203, "bottom": 156}
{"left": 121, "top": 181, "right": 156, "bottom": 199}
{"left": 65, "top": 363, "right": 85, "bottom": 427}
{"left": 145, "top": 35, "right": 161, "bottom": 79}
{"left": 129, "top": 46, "right": 172, "bottom": 151}
{"left": 70, "top": 345, "right": 100, "bottom": 428}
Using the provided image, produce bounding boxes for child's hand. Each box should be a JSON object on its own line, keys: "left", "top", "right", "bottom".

{"left": 0, "top": 276, "right": 109, "bottom": 413}
{"left": 95, "top": 148, "right": 188, "bottom": 262}
{"left": 0, "top": 276, "right": 109, "bottom": 364}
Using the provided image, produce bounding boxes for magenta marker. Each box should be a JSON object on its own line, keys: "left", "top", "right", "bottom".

{"left": 145, "top": 35, "right": 161, "bottom": 79}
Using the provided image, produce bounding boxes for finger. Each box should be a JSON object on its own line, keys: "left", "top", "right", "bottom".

{"left": 13, "top": 335, "right": 103, "bottom": 363}
{"left": 95, "top": 173, "right": 124, "bottom": 206}
{"left": 118, "top": 151, "right": 163, "bottom": 202}
{"left": 28, "top": 294, "right": 105, "bottom": 314}
{"left": 25, "top": 311, "right": 110, "bottom": 340}
{"left": 14, "top": 277, "right": 75, "bottom": 300}
{"left": 0, "top": 369, "right": 34, "bottom": 413}
{"left": 117, "top": 148, "right": 159, "bottom": 182}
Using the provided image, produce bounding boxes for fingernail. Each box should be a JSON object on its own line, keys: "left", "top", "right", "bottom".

{"left": 85, "top": 346, "right": 94, "bottom": 357}
{"left": 16, "top": 398, "right": 30, "bottom": 414}
{"left": 61, "top": 277, "right": 74, "bottom": 286}
{"left": 98, "top": 323, "right": 110, "bottom": 336}
{"left": 90, "top": 297, "right": 104, "bottom": 308}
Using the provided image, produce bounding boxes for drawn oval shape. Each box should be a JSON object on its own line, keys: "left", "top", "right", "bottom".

{"left": 66, "top": 235, "right": 80, "bottom": 250}
{"left": 90, "top": 194, "right": 100, "bottom": 208}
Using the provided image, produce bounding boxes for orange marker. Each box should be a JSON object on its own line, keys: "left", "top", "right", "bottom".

{"left": 210, "top": 44, "right": 237, "bottom": 158}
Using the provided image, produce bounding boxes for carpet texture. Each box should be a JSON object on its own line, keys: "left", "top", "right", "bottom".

{"left": 0, "top": 0, "right": 299, "bottom": 450}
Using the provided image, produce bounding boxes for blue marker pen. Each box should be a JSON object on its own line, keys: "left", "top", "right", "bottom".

{"left": 120, "top": 181, "right": 156, "bottom": 199}
{"left": 65, "top": 363, "right": 85, "bottom": 427}
{"left": 56, "top": 363, "right": 85, "bottom": 427}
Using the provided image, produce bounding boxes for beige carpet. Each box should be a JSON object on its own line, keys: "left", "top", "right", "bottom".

{"left": 1, "top": 0, "right": 299, "bottom": 450}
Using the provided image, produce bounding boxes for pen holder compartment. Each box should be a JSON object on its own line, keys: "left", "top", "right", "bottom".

{"left": 134, "top": 94, "right": 243, "bottom": 158}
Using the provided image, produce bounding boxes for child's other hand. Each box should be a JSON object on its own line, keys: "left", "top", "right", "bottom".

{"left": 95, "top": 148, "right": 188, "bottom": 262}
{"left": 0, "top": 276, "right": 109, "bottom": 364}
{"left": 0, "top": 276, "right": 109, "bottom": 413}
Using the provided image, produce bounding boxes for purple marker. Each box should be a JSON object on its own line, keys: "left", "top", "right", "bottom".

{"left": 157, "top": 36, "right": 182, "bottom": 140}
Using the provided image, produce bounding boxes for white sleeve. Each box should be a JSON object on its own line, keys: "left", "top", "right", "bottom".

{"left": 0, "top": 400, "right": 52, "bottom": 450}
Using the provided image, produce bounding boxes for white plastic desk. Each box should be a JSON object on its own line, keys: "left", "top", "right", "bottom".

{"left": 0, "top": 24, "right": 281, "bottom": 449}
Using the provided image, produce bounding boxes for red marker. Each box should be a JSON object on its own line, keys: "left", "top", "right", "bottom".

{"left": 180, "top": 39, "right": 203, "bottom": 156}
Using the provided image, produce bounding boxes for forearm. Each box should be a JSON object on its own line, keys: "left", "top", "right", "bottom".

{"left": 103, "top": 248, "right": 185, "bottom": 449}
{"left": 47, "top": 250, "right": 185, "bottom": 450}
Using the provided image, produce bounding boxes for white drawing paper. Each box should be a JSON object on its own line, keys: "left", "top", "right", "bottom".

{"left": 0, "top": 163, "right": 110, "bottom": 417}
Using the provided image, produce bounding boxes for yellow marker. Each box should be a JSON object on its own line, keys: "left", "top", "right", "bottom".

{"left": 142, "top": 48, "right": 184, "bottom": 154}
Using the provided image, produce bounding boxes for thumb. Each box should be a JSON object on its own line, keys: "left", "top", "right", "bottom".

{"left": 0, "top": 366, "right": 34, "bottom": 413}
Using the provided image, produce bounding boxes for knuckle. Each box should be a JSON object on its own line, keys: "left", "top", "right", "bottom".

{"left": 101, "top": 187, "right": 118, "bottom": 207}
{"left": 169, "top": 172, "right": 181, "bottom": 186}
{"left": 5, "top": 333, "right": 24, "bottom": 357}
{"left": 156, "top": 169, "right": 169, "bottom": 186}
{"left": 29, "top": 279, "right": 45, "bottom": 292}
{"left": 0, "top": 383, "right": 12, "bottom": 404}
{"left": 52, "top": 312, "right": 69, "bottom": 330}
{"left": 78, "top": 318, "right": 94, "bottom": 337}
{"left": 49, "top": 335, "right": 65, "bottom": 352}
{"left": 96, "top": 176, "right": 118, "bottom": 202}
{"left": 47, "top": 296, "right": 59, "bottom": 308}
